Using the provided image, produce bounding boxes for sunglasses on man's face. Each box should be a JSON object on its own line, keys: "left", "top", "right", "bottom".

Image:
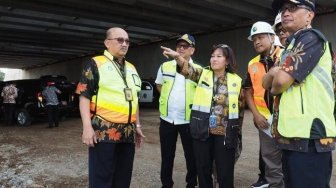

{"left": 176, "top": 44, "right": 192, "bottom": 49}
{"left": 281, "top": 4, "right": 312, "bottom": 13}
{"left": 107, "top": 37, "right": 130, "bottom": 45}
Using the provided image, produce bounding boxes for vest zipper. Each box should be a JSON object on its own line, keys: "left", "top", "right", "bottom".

{"left": 300, "top": 86, "right": 304, "bottom": 114}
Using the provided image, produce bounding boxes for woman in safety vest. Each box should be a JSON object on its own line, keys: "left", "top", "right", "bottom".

{"left": 161, "top": 44, "right": 244, "bottom": 188}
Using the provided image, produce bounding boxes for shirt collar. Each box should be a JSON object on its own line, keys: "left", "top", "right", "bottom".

{"left": 173, "top": 58, "right": 193, "bottom": 64}
{"left": 286, "top": 28, "right": 311, "bottom": 46}
{"left": 104, "top": 50, "right": 125, "bottom": 65}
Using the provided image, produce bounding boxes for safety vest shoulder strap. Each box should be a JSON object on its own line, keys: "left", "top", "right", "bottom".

{"left": 227, "top": 73, "right": 242, "bottom": 119}
{"left": 93, "top": 56, "right": 109, "bottom": 68}
{"left": 161, "top": 60, "right": 176, "bottom": 77}
{"left": 203, "top": 66, "right": 211, "bottom": 70}
{"left": 161, "top": 60, "right": 175, "bottom": 70}
{"left": 125, "top": 61, "right": 136, "bottom": 70}
{"left": 311, "top": 29, "right": 327, "bottom": 42}
{"left": 248, "top": 55, "right": 261, "bottom": 66}
{"left": 161, "top": 60, "right": 201, "bottom": 72}
{"left": 190, "top": 61, "right": 203, "bottom": 69}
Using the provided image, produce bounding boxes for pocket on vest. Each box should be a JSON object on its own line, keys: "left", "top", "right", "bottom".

{"left": 190, "top": 110, "right": 209, "bottom": 141}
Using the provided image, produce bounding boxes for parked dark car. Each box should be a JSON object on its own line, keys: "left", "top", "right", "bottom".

{"left": 0, "top": 81, "right": 4, "bottom": 95}
{"left": 0, "top": 81, "right": 4, "bottom": 88}
{"left": 4, "top": 76, "right": 76, "bottom": 126}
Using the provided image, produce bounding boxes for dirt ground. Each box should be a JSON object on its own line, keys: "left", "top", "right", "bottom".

{"left": 0, "top": 108, "right": 335, "bottom": 188}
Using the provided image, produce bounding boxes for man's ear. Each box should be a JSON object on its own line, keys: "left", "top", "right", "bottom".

{"left": 307, "top": 11, "right": 315, "bottom": 24}
{"left": 190, "top": 47, "right": 195, "bottom": 56}
{"left": 104, "top": 39, "right": 109, "bottom": 49}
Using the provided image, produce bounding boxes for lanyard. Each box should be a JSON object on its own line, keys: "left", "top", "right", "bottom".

{"left": 104, "top": 55, "right": 129, "bottom": 88}
{"left": 103, "top": 54, "right": 133, "bottom": 124}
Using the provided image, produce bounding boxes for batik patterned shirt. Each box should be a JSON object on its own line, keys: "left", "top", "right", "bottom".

{"left": 76, "top": 55, "right": 136, "bottom": 143}
{"left": 272, "top": 29, "right": 335, "bottom": 152}
{"left": 1, "top": 84, "right": 18, "bottom": 104}
{"left": 181, "top": 63, "right": 244, "bottom": 140}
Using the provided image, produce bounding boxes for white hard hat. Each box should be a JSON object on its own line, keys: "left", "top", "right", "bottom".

{"left": 248, "top": 21, "right": 275, "bottom": 41}
{"left": 274, "top": 35, "right": 283, "bottom": 48}
{"left": 272, "top": 12, "right": 282, "bottom": 30}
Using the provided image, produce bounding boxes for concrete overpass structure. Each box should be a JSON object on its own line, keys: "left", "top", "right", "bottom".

{"left": 0, "top": 0, "right": 335, "bottom": 80}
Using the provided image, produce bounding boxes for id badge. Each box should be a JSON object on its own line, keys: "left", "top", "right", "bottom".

{"left": 124, "top": 88, "right": 133, "bottom": 101}
{"left": 209, "top": 115, "right": 217, "bottom": 128}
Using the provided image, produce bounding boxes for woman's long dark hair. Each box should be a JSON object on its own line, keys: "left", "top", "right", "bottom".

{"left": 211, "top": 44, "right": 237, "bottom": 73}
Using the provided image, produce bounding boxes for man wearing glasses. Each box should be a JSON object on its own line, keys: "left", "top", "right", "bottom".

{"left": 76, "top": 27, "right": 145, "bottom": 188}
{"left": 272, "top": 12, "right": 290, "bottom": 47}
{"left": 268, "top": 0, "right": 336, "bottom": 187}
{"left": 155, "top": 34, "right": 200, "bottom": 188}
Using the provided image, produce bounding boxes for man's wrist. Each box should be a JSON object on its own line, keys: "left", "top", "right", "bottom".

{"left": 174, "top": 55, "right": 181, "bottom": 61}
{"left": 136, "top": 124, "right": 142, "bottom": 128}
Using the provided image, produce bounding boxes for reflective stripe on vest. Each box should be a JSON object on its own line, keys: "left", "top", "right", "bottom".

{"left": 278, "top": 36, "right": 336, "bottom": 138}
{"left": 90, "top": 51, "right": 141, "bottom": 124}
{"left": 192, "top": 69, "right": 242, "bottom": 119}
{"left": 159, "top": 60, "right": 199, "bottom": 121}
{"left": 227, "top": 74, "right": 241, "bottom": 119}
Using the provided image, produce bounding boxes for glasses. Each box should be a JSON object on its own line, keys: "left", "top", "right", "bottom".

{"left": 275, "top": 25, "right": 287, "bottom": 35}
{"left": 107, "top": 37, "right": 130, "bottom": 45}
{"left": 281, "top": 4, "right": 312, "bottom": 13}
{"left": 176, "top": 44, "right": 192, "bottom": 49}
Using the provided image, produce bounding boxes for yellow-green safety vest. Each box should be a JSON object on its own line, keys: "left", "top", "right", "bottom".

{"left": 278, "top": 30, "right": 336, "bottom": 138}
{"left": 159, "top": 60, "right": 200, "bottom": 121}
{"left": 91, "top": 50, "right": 141, "bottom": 124}
{"left": 192, "top": 69, "right": 242, "bottom": 120}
